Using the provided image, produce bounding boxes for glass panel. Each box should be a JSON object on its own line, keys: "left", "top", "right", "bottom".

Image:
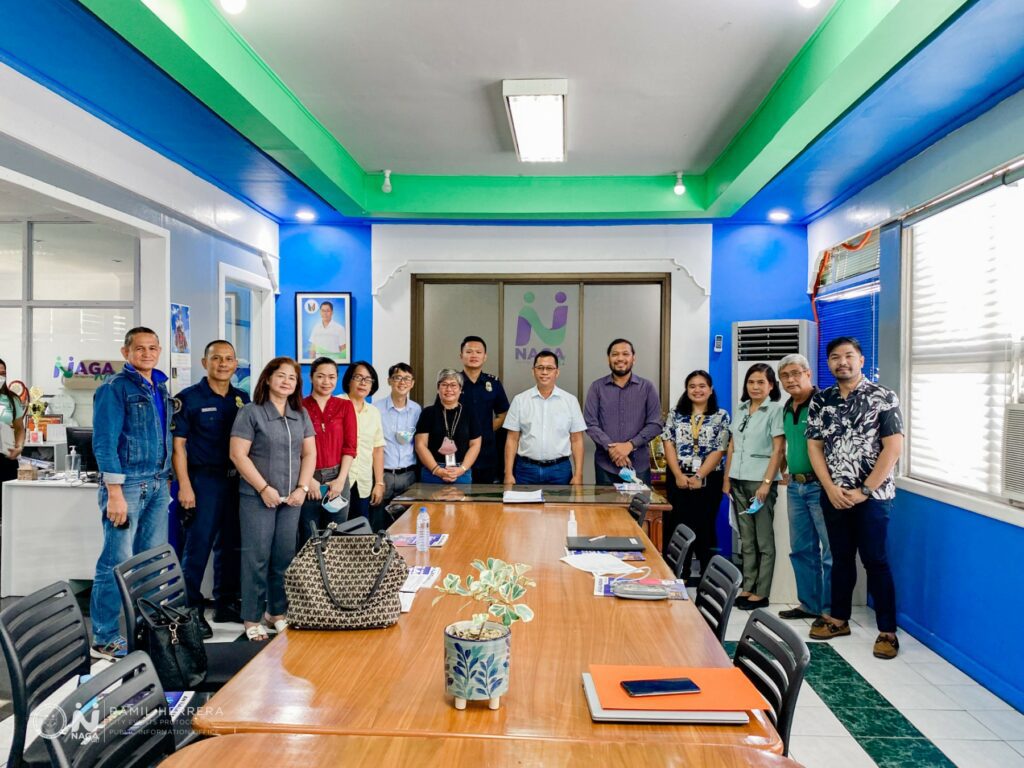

{"left": 394, "top": 482, "right": 667, "bottom": 506}
{"left": 225, "top": 280, "right": 253, "bottom": 395}
{"left": 31, "top": 308, "right": 133, "bottom": 427}
{"left": 422, "top": 282, "right": 500, "bottom": 402}
{"left": 0, "top": 308, "right": 24, "bottom": 392}
{"left": 0, "top": 223, "right": 22, "bottom": 300}
{"left": 501, "top": 284, "right": 580, "bottom": 399}
{"left": 31, "top": 222, "right": 136, "bottom": 301}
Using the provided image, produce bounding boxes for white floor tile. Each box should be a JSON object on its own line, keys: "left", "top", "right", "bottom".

{"left": 789, "top": 706, "right": 851, "bottom": 737}
{"left": 934, "top": 738, "right": 1024, "bottom": 768}
{"left": 912, "top": 661, "right": 980, "bottom": 687}
{"left": 938, "top": 685, "right": 1015, "bottom": 711}
{"left": 875, "top": 683, "right": 961, "bottom": 711}
{"left": 788, "top": 734, "right": 877, "bottom": 768}
{"left": 849, "top": 659, "right": 931, "bottom": 689}
{"left": 901, "top": 709, "right": 1000, "bottom": 741}
{"left": 969, "top": 709, "right": 1024, "bottom": 741}
{"left": 794, "top": 684, "right": 827, "bottom": 709}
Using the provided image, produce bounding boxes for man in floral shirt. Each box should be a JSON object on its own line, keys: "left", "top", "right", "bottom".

{"left": 805, "top": 337, "right": 904, "bottom": 659}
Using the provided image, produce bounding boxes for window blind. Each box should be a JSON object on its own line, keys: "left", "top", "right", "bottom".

{"left": 815, "top": 284, "right": 880, "bottom": 389}
{"left": 908, "top": 182, "right": 1024, "bottom": 497}
{"left": 819, "top": 230, "right": 881, "bottom": 287}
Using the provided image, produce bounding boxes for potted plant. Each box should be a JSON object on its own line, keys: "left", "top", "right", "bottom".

{"left": 433, "top": 557, "right": 535, "bottom": 710}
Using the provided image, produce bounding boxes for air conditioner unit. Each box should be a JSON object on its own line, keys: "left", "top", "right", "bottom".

{"left": 731, "top": 320, "right": 817, "bottom": 413}
{"left": 1003, "top": 404, "right": 1024, "bottom": 503}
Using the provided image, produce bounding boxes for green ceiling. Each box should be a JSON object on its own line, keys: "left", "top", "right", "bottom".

{"left": 80, "top": 0, "right": 971, "bottom": 220}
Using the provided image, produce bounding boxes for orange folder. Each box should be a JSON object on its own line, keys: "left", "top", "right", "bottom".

{"left": 588, "top": 665, "right": 770, "bottom": 712}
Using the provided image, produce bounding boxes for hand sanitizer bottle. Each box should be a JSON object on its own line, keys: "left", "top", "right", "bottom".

{"left": 567, "top": 509, "right": 577, "bottom": 538}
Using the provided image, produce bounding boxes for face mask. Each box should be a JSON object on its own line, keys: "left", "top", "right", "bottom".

{"left": 0, "top": 376, "right": 6, "bottom": 388}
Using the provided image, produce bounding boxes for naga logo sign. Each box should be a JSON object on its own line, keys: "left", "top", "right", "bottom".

{"left": 514, "top": 291, "right": 568, "bottom": 361}
{"left": 53, "top": 357, "right": 122, "bottom": 380}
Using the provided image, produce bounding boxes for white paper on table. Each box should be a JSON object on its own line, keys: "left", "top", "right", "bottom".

{"left": 613, "top": 482, "right": 649, "bottom": 492}
{"left": 502, "top": 489, "right": 544, "bottom": 503}
{"left": 399, "top": 592, "right": 416, "bottom": 613}
{"left": 559, "top": 553, "right": 642, "bottom": 576}
{"left": 401, "top": 566, "right": 441, "bottom": 593}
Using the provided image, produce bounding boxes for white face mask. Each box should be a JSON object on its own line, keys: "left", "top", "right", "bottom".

{"left": 0, "top": 376, "right": 6, "bottom": 388}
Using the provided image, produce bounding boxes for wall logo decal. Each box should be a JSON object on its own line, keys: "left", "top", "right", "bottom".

{"left": 515, "top": 291, "right": 568, "bottom": 361}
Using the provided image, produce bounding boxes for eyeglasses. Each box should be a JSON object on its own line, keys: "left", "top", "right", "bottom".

{"left": 390, "top": 376, "right": 414, "bottom": 383}
{"left": 533, "top": 366, "right": 558, "bottom": 373}
{"left": 737, "top": 414, "right": 751, "bottom": 433}
{"left": 351, "top": 375, "right": 374, "bottom": 384}
{"left": 438, "top": 382, "right": 461, "bottom": 389}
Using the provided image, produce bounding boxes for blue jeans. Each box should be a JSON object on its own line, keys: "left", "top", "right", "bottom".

{"left": 787, "top": 481, "right": 832, "bottom": 616}
{"left": 181, "top": 472, "right": 241, "bottom": 609}
{"left": 513, "top": 457, "right": 572, "bottom": 485}
{"left": 593, "top": 461, "right": 652, "bottom": 487}
{"left": 90, "top": 478, "right": 170, "bottom": 645}
{"left": 419, "top": 468, "right": 473, "bottom": 484}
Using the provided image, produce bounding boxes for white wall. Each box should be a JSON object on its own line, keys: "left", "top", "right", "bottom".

{"left": 371, "top": 223, "right": 713, "bottom": 393}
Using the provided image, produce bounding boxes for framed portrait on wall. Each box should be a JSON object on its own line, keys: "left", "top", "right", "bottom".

{"left": 296, "top": 292, "right": 351, "bottom": 365}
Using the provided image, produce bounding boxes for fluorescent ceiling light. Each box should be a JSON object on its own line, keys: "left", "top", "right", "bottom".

{"left": 798, "top": 0, "right": 821, "bottom": 8}
{"left": 503, "top": 79, "right": 567, "bottom": 163}
{"left": 296, "top": 209, "right": 316, "bottom": 222}
{"left": 768, "top": 209, "right": 792, "bottom": 223}
{"left": 220, "top": 0, "right": 247, "bottom": 14}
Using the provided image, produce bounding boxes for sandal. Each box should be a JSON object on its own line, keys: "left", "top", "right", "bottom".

{"left": 244, "top": 624, "right": 269, "bottom": 642}
{"left": 264, "top": 614, "right": 288, "bottom": 633}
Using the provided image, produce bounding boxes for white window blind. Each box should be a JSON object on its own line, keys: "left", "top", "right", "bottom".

{"left": 908, "top": 182, "right": 1024, "bottom": 497}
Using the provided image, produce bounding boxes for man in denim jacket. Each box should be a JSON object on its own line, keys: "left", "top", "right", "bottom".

{"left": 89, "top": 327, "right": 173, "bottom": 659}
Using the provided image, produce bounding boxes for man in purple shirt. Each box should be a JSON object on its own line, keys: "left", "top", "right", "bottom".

{"left": 584, "top": 339, "right": 663, "bottom": 485}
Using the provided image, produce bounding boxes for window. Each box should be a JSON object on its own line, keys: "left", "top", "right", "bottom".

{"left": 906, "top": 181, "right": 1024, "bottom": 498}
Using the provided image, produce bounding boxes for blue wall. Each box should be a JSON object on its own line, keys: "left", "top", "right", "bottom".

{"left": 891, "top": 490, "right": 1024, "bottom": 710}
{"left": 708, "top": 224, "right": 814, "bottom": 406}
{"left": 276, "top": 224, "right": 373, "bottom": 394}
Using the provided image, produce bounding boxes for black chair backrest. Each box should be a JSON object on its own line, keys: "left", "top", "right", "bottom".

{"left": 42, "top": 651, "right": 175, "bottom": 768}
{"left": 664, "top": 524, "right": 697, "bottom": 579}
{"left": 0, "top": 581, "right": 91, "bottom": 768}
{"left": 113, "top": 545, "right": 188, "bottom": 653}
{"left": 694, "top": 555, "right": 742, "bottom": 644}
{"left": 627, "top": 495, "right": 649, "bottom": 528}
{"left": 734, "top": 608, "right": 811, "bottom": 756}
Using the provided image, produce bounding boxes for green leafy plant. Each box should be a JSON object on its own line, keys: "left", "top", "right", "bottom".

{"left": 433, "top": 557, "right": 536, "bottom": 639}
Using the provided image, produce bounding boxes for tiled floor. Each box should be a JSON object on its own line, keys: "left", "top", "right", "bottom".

{"left": 719, "top": 601, "right": 1024, "bottom": 768}
{"left": 0, "top": 602, "right": 1020, "bottom": 767}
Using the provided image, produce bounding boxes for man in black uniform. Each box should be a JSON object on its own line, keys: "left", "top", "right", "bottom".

{"left": 458, "top": 336, "right": 509, "bottom": 485}
{"left": 171, "top": 340, "right": 249, "bottom": 635}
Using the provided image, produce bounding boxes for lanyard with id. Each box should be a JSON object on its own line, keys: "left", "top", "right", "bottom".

{"left": 440, "top": 405, "right": 462, "bottom": 467}
{"left": 689, "top": 414, "right": 705, "bottom": 473}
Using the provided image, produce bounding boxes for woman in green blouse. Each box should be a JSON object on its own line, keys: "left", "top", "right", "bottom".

{"left": 0, "top": 358, "right": 26, "bottom": 519}
{"left": 724, "top": 363, "right": 785, "bottom": 611}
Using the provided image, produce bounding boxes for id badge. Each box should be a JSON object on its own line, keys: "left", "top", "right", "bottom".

{"left": 692, "top": 455, "right": 702, "bottom": 473}
{"left": 445, "top": 453, "right": 457, "bottom": 467}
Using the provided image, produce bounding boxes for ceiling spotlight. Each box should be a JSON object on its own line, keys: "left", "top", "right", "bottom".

{"left": 381, "top": 169, "right": 393, "bottom": 194}
{"left": 295, "top": 209, "right": 316, "bottom": 223}
{"left": 673, "top": 172, "right": 686, "bottom": 196}
{"left": 220, "top": 0, "right": 247, "bottom": 14}
{"left": 768, "top": 209, "right": 792, "bottom": 223}
{"left": 798, "top": 0, "right": 821, "bottom": 7}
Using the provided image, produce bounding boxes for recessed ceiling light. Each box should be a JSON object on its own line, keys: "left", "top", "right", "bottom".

{"left": 768, "top": 209, "right": 792, "bottom": 223}
{"left": 798, "top": 0, "right": 821, "bottom": 7}
{"left": 503, "top": 79, "right": 567, "bottom": 163}
{"left": 296, "top": 209, "right": 316, "bottom": 223}
{"left": 220, "top": 0, "right": 247, "bottom": 14}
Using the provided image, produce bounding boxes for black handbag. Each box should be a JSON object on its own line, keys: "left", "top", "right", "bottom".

{"left": 137, "top": 598, "right": 208, "bottom": 690}
{"left": 285, "top": 521, "right": 408, "bottom": 630}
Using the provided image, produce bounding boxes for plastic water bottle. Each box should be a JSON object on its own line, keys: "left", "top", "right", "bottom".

{"left": 416, "top": 506, "right": 430, "bottom": 552}
{"left": 567, "top": 509, "right": 578, "bottom": 538}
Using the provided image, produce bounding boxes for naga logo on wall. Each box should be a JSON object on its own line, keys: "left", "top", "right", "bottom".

{"left": 514, "top": 290, "right": 569, "bottom": 361}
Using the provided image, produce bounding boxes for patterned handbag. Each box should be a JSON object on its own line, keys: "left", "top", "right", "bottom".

{"left": 285, "top": 523, "right": 408, "bottom": 630}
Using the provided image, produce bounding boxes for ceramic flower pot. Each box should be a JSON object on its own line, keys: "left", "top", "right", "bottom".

{"left": 443, "top": 620, "right": 511, "bottom": 710}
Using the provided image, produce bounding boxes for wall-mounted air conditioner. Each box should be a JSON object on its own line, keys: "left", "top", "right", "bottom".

{"left": 1003, "top": 404, "right": 1024, "bottom": 504}
{"left": 732, "top": 320, "right": 817, "bottom": 414}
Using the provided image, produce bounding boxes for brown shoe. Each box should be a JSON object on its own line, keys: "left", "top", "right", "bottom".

{"left": 811, "top": 617, "right": 828, "bottom": 629}
{"left": 873, "top": 634, "right": 899, "bottom": 659}
{"left": 809, "top": 620, "right": 851, "bottom": 640}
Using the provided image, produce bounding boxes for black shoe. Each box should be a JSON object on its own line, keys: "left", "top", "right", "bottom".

{"left": 736, "top": 596, "right": 752, "bottom": 611}
{"left": 779, "top": 607, "right": 819, "bottom": 620}
{"left": 741, "top": 597, "right": 769, "bottom": 611}
{"left": 196, "top": 611, "right": 214, "bottom": 640}
{"left": 684, "top": 576, "right": 700, "bottom": 588}
{"left": 213, "top": 603, "right": 243, "bottom": 624}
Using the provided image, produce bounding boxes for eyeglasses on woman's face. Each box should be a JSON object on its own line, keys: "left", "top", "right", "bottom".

{"left": 351, "top": 374, "right": 374, "bottom": 385}
{"left": 438, "top": 382, "right": 461, "bottom": 390}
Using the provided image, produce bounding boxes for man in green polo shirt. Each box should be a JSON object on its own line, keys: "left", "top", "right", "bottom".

{"left": 778, "top": 353, "right": 831, "bottom": 626}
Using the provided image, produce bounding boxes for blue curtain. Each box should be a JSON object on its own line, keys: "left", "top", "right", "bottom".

{"left": 815, "top": 284, "right": 879, "bottom": 388}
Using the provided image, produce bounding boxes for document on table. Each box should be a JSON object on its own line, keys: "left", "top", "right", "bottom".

{"left": 593, "top": 575, "right": 690, "bottom": 600}
{"left": 502, "top": 489, "right": 544, "bottom": 503}
{"left": 613, "top": 482, "right": 649, "bottom": 492}
{"left": 560, "top": 553, "right": 642, "bottom": 576}
{"left": 401, "top": 565, "right": 441, "bottom": 593}
{"left": 391, "top": 533, "right": 449, "bottom": 548}
{"left": 399, "top": 592, "right": 416, "bottom": 613}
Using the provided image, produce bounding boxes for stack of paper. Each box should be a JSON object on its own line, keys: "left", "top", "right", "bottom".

{"left": 566, "top": 549, "right": 645, "bottom": 561}
{"left": 401, "top": 565, "right": 441, "bottom": 593}
{"left": 502, "top": 489, "right": 544, "bottom": 503}
{"left": 593, "top": 575, "right": 689, "bottom": 600}
{"left": 391, "top": 533, "right": 449, "bottom": 548}
{"left": 613, "top": 482, "right": 649, "bottom": 492}
{"left": 560, "top": 553, "right": 641, "bottom": 576}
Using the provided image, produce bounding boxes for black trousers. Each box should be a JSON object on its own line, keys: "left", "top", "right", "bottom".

{"left": 664, "top": 470, "right": 724, "bottom": 579}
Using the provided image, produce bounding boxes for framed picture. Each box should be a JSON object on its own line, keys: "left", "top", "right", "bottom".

{"left": 296, "top": 292, "right": 351, "bottom": 365}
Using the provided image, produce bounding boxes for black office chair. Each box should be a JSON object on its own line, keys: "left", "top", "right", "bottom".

{"left": 734, "top": 608, "right": 811, "bottom": 756}
{"left": 114, "top": 544, "right": 263, "bottom": 693}
{"left": 627, "top": 494, "right": 649, "bottom": 528}
{"left": 0, "top": 581, "right": 92, "bottom": 768}
{"left": 42, "top": 651, "right": 176, "bottom": 768}
{"left": 694, "top": 554, "right": 742, "bottom": 645}
{"left": 663, "top": 523, "right": 697, "bottom": 579}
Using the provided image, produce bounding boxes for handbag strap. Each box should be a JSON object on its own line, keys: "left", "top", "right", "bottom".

{"left": 137, "top": 597, "right": 192, "bottom": 627}
{"left": 313, "top": 530, "right": 396, "bottom": 612}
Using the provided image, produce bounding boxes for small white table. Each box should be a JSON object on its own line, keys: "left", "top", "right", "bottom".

{"left": 1, "top": 479, "right": 103, "bottom": 597}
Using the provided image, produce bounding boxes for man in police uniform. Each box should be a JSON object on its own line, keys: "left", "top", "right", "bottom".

{"left": 458, "top": 336, "right": 509, "bottom": 484}
{"left": 171, "top": 340, "right": 249, "bottom": 635}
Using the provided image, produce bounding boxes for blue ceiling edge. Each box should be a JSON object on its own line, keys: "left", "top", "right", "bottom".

{"left": 0, "top": 0, "right": 344, "bottom": 225}
{"left": 736, "top": 0, "right": 1024, "bottom": 226}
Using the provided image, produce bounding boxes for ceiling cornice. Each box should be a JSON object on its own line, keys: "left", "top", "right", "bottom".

{"left": 78, "top": 0, "right": 973, "bottom": 220}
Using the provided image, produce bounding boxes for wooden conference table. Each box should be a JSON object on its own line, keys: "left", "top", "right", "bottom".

{"left": 396, "top": 482, "right": 672, "bottom": 550}
{"left": 193, "top": 500, "right": 781, "bottom": 754}
{"left": 163, "top": 734, "right": 801, "bottom": 767}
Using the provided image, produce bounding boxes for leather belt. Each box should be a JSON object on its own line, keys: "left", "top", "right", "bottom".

{"left": 517, "top": 455, "right": 569, "bottom": 467}
{"left": 384, "top": 465, "right": 417, "bottom": 474}
{"left": 791, "top": 472, "right": 818, "bottom": 484}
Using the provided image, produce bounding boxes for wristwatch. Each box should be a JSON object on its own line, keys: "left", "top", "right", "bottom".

{"left": 860, "top": 485, "right": 872, "bottom": 497}
{"left": 298, "top": 484, "right": 309, "bottom": 494}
